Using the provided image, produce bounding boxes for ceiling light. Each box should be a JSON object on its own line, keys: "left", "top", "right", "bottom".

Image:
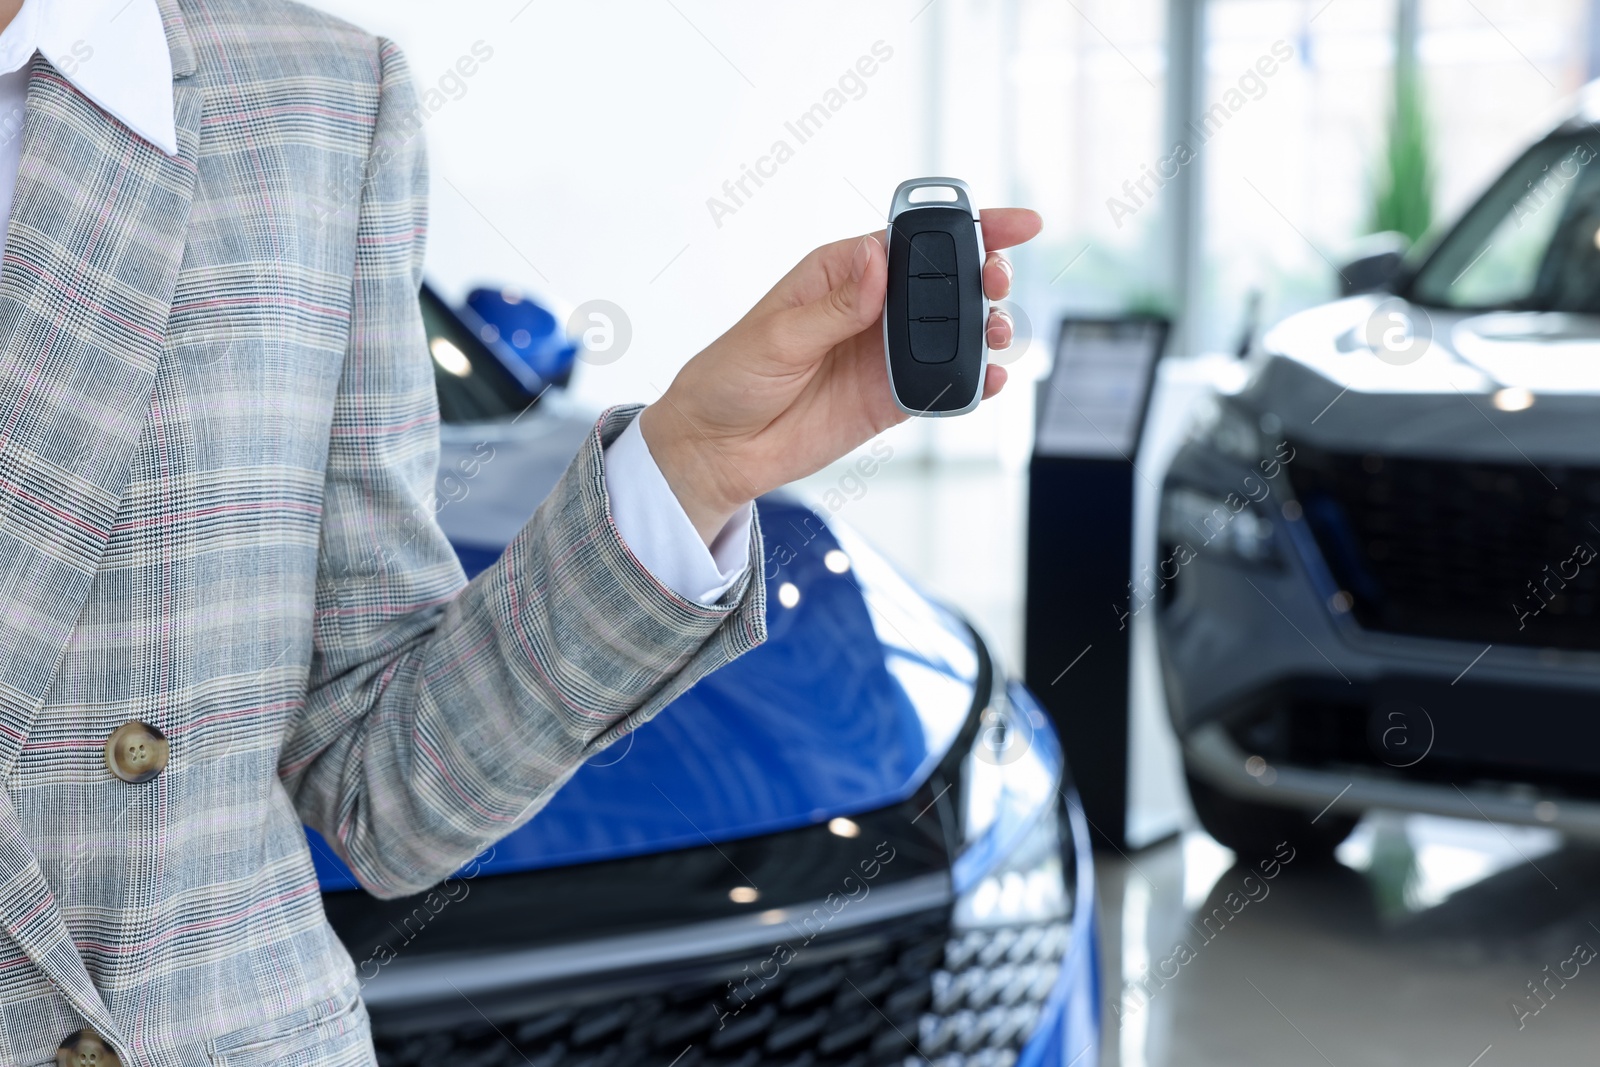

{"left": 1492, "top": 386, "right": 1534, "bottom": 412}
{"left": 828, "top": 817, "right": 861, "bottom": 838}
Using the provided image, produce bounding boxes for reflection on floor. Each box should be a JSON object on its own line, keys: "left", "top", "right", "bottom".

{"left": 1097, "top": 813, "right": 1600, "bottom": 1066}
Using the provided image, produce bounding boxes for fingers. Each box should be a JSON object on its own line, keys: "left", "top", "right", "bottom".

{"left": 789, "top": 208, "right": 1035, "bottom": 308}
{"left": 986, "top": 306, "right": 1013, "bottom": 350}
{"left": 978, "top": 208, "right": 1043, "bottom": 252}
{"left": 981, "top": 363, "right": 1008, "bottom": 400}
{"left": 984, "top": 251, "right": 1012, "bottom": 301}
{"left": 773, "top": 234, "right": 886, "bottom": 353}
{"left": 759, "top": 207, "right": 1037, "bottom": 360}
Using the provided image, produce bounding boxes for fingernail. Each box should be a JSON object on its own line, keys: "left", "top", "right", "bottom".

{"left": 852, "top": 237, "right": 874, "bottom": 283}
{"left": 988, "top": 309, "right": 1012, "bottom": 348}
{"left": 994, "top": 254, "right": 1013, "bottom": 279}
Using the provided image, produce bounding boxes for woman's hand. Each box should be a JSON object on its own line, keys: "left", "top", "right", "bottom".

{"left": 639, "top": 208, "right": 1043, "bottom": 543}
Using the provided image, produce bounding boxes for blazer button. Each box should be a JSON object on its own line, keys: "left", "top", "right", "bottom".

{"left": 57, "top": 1028, "right": 120, "bottom": 1067}
{"left": 104, "top": 721, "right": 168, "bottom": 784}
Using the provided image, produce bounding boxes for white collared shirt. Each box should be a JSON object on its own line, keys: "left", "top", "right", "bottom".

{"left": 0, "top": 0, "right": 749, "bottom": 605}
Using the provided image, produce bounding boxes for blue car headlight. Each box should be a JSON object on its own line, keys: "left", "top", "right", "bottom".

{"left": 953, "top": 679, "right": 1070, "bottom": 931}
{"left": 914, "top": 672, "right": 1080, "bottom": 1060}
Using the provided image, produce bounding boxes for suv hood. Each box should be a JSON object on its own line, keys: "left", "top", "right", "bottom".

{"left": 1250, "top": 295, "right": 1600, "bottom": 464}
{"left": 311, "top": 418, "right": 980, "bottom": 889}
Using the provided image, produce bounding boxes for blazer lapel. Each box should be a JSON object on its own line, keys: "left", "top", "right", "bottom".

{"left": 0, "top": 793, "right": 125, "bottom": 1042}
{"left": 0, "top": 5, "right": 202, "bottom": 1042}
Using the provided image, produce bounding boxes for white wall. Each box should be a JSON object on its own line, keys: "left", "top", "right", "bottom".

{"left": 306, "top": 0, "right": 1034, "bottom": 461}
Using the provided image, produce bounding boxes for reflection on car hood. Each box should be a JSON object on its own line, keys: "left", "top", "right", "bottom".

{"left": 1246, "top": 296, "right": 1600, "bottom": 463}
{"left": 311, "top": 416, "right": 980, "bottom": 890}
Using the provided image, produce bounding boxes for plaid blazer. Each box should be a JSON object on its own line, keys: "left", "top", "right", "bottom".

{"left": 0, "top": 1, "right": 765, "bottom": 1064}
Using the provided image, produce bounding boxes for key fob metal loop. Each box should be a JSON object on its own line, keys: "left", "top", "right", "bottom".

{"left": 883, "top": 177, "right": 988, "bottom": 417}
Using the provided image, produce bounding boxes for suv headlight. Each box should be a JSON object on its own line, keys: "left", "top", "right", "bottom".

{"left": 1188, "top": 395, "right": 1263, "bottom": 464}
{"left": 1160, "top": 485, "right": 1278, "bottom": 565}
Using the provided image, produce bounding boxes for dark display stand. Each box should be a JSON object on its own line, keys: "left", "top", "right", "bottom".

{"left": 1023, "top": 317, "right": 1169, "bottom": 853}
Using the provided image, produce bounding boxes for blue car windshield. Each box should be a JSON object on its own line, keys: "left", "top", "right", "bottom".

{"left": 420, "top": 285, "right": 531, "bottom": 423}
{"left": 1410, "top": 133, "right": 1600, "bottom": 313}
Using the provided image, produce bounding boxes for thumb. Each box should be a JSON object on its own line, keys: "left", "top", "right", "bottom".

{"left": 780, "top": 235, "right": 885, "bottom": 352}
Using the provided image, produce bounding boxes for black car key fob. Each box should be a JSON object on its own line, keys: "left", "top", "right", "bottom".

{"left": 883, "top": 177, "right": 988, "bottom": 417}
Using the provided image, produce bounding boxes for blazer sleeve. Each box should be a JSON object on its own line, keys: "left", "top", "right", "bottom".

{"left": 279, "top": 39, "right": 767, "bottom": 900}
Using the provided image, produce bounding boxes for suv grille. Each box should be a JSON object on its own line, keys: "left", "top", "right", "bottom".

{"left": 371, "top": 917, "right": 1070, "bottom": 1067}
{"left": 1286, "top": 445, "right": 1600, "bottom": 649}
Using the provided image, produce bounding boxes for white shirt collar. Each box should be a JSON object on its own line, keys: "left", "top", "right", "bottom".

{"left": 0, "top": 0, "right": 175, "bottom": 155}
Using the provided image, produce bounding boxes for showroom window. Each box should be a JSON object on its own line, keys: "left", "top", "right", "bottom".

{"left": 1194, "top": 0, "right": 1593, "bottom": 356}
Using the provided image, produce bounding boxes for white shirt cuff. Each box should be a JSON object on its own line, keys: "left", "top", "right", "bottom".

{"left": 602, "top": 414, "right": 753, "bottom": 606}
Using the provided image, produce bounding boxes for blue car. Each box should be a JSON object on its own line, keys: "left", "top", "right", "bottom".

{"left": 307, "top": 286, "right": 1100, "bottom": 1067}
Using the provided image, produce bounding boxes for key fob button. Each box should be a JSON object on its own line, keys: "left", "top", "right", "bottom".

{"left": 909, "top": 231, "right": 959, "bottom": 275}
{"left": 909, "top": 318, "right": 959, "bottom": 363}
{"left": 906, "top": 230, "right": 961, "bottom": 364}
{"left": 907, "top": 275, "right": 958, "bottom": 320}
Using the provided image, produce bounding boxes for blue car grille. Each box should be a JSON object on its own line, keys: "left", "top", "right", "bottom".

{"left": 371, "top": 916, "right": 1070, "bottom": 1067}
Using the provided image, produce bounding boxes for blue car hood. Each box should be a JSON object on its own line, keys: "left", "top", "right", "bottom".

{"left": 312, "top": 421, "right": 981, "bottom": 890}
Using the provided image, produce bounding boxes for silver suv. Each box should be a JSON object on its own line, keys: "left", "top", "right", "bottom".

{"left": 1156, "top": 87, "right": 1600, "bottom": 859}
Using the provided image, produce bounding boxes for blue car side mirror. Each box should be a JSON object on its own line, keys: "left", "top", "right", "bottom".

{"left": 465, "top": 287, "right": 579, "bottom": 393}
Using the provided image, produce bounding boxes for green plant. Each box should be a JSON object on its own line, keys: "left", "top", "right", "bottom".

{"left": 1371, "top": 4, "right": 1434, "bottom": 242}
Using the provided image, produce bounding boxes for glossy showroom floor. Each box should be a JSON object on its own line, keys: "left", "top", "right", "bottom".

{"left": 1095, "top": 815, "right": 1600, "bottom": 1066}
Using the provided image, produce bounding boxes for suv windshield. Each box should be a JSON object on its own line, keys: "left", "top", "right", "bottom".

{"left": 1410, "top": 132, "right": 1600, "bottom": 312}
